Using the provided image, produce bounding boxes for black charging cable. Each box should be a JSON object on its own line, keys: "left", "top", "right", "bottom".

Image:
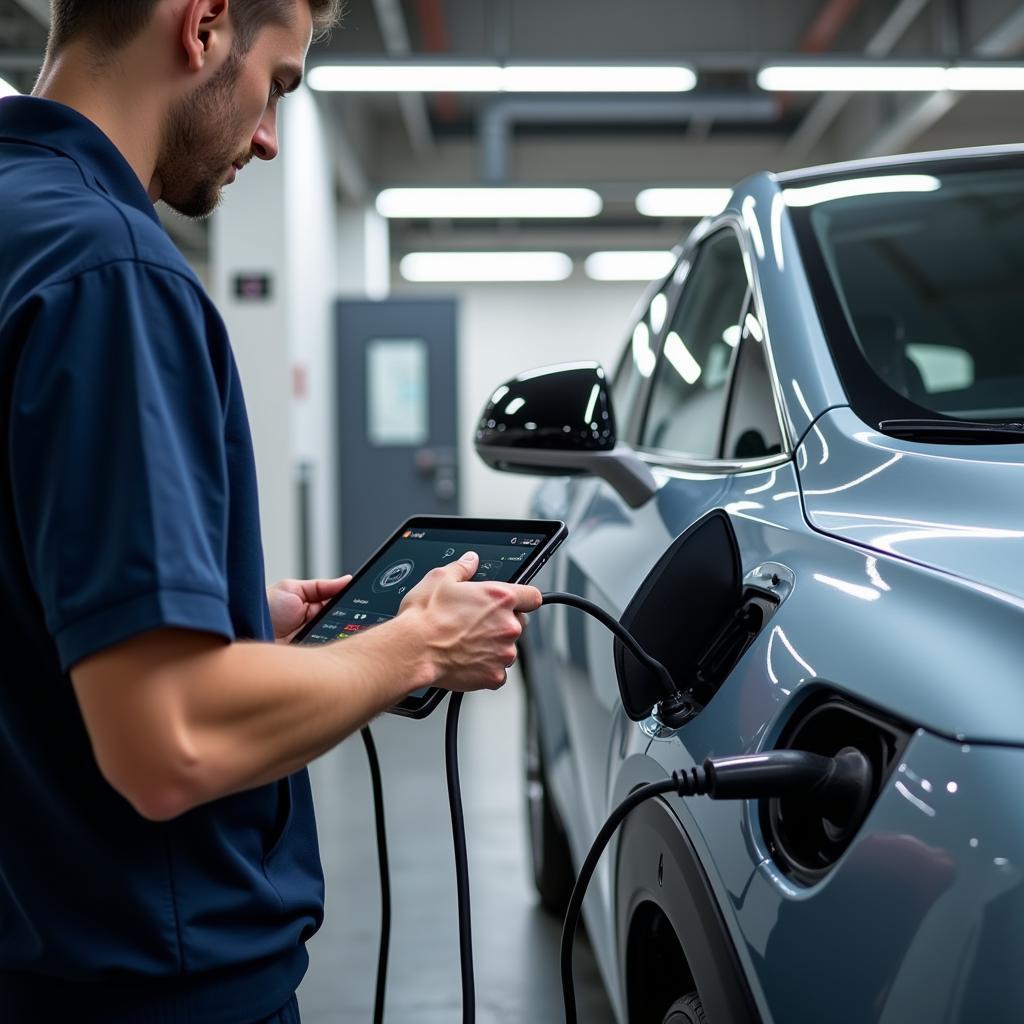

{"left": 541, "top": 591, "right": 676, "bottom": 697}
{"left": 368, "top": 591, "right": 872, "bottom": 1024}
{"left": 559, "top": 748, "right": 872, "bottom": 1024}
{"left": 437, "top": 591, "right": 679, "bottom": 1024}
{"left": 445, "top": 692, "right": 476, "bottom": 1024}
{"left": 360, "top": 726, "right": 391, "bottom": 1024}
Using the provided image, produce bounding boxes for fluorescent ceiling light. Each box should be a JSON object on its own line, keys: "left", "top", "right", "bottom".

{"left": 945, "top": 65, "right": 1024, "bottom": 90}
{"left": 649, "top": 292, "right": 669, "bottom": 333}
{"left": 400, "top": 251, "right": 573, "bottom": 283}
{"left": 0, "top": 77, "right": 18, "bottom": 99}
{"left": 783, "top": 174, "right": 941, "bottom": 207}
{"left": 309, "top": 63, "right": 695, "bottom": 94}
{"left": 664, "top": 331, "right": 701, "bottom": 385}
{"left": 757, "top": 65, "right": 948, "bottom": 92}
{"left": 501, "top": 65, "right": 695, "bottom": 93}
{"left": 377, "top": 187, "right": 602, "bottom": 219}
{"left": 722, "top": 325, "right": 741, "bottom": 348}
{"left": 636, "top": 188, "right": 732, "bottom": 218}
{"left": 585, "top": 251, "right": 676, "bottom": 281}
{"left": 308, "top": 65, "right": 503, "bottom": 92}
{"left": 632, "top": 322, "right": 656, "bottom": 377}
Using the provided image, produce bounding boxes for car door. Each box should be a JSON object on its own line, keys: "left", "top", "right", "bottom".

{"left": 550, "top": 227, "right": 757, "bottom": 876}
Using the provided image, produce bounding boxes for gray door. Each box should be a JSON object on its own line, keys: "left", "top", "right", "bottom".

{"left": 336, "top": 298, "right": 460, "bottom": 569}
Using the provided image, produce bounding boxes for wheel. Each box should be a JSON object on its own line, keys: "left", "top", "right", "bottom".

{"left": 662, "top": 992, "right": 707, "bottom": 1024}
{"left": 524, "top": 683, "right": 575, "bottom": 914}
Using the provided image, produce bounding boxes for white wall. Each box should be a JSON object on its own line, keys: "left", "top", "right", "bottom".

{"left": 394, "top": 276, "right": 646, "bottom": 520}
{"left": 211, "top": 92, "right": 646, "bottom": 577}
{"left": 211, "top": 86, "right": 338, "bottom": 584}
{"left": 283, "top": 86, "right": 340, "bottom": 578}
{"left": 210, "top": 145, "right": 295, "bottom": 585}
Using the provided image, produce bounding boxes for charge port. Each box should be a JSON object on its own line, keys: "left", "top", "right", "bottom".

{"left": 685, "top": 590, "right": 778, "bottom": 710}
{"left": 762, "top": 696, "right": 910, "bottom": 885}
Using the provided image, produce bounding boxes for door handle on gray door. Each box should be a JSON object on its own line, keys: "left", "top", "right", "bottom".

{"left": 414, "top": 446, "right": 458, "bottom": 502}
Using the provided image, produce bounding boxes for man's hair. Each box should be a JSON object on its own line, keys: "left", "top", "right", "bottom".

{"left": 49, "top": 0, "right": 343, "bottom": 55}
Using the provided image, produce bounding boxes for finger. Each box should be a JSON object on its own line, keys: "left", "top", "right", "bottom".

{"left": 508, "top": 584, "right": 543, "bottom": 612}
{"left": 515, "top": 612, "right": 528, "bottom": 632}
{"left": 443, "top": 550, "right": 479, "bottom": 582}
{"left": 302, "top": 575, "right": 353, "bottom": 602}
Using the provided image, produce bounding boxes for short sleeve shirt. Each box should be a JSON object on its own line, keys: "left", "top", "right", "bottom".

{"left": 0, "top": 97, "right": 324, "bottom": 1024}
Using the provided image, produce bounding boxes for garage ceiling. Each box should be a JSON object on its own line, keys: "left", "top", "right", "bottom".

{"left": 2, "top": 0, "right": 1023, "bottom": 263}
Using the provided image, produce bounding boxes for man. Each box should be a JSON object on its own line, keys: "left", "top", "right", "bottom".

{"left": 0, "top": 2, "right": 541, "bottom": 1022}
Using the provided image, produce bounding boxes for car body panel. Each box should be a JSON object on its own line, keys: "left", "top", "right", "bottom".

{"left": 721, "top": 176, "right": 848, "bottom": 444}
{"left": 511, "top": 149, "right": 1024, "bottom": 1023}
{"left": 744, "top": 732, "right": 1024, "bottom": 1023}
{"left": 800, "top": 407, "right": 1024, "bottom": 607}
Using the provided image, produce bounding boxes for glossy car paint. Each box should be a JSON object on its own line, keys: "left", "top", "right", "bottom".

{"left": 514, "top": 146, "right": 1024, "bottom": 1023}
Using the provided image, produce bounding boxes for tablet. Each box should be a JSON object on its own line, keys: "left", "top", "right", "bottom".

{"left": 291, "top": 516, "right": 567, "bottom": 718}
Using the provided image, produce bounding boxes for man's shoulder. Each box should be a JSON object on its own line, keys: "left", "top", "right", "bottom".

{"left": 0, "top": 145, "right": 197, "bottom": 314}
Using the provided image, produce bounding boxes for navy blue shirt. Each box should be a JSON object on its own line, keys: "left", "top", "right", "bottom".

{"left": 0, "top": 97, "right": 324, "bottom": 1023}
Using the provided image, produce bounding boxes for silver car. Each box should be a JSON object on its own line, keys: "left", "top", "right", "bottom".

{"left": 476, "top": 146, "right": 1024, "bottom": 1024}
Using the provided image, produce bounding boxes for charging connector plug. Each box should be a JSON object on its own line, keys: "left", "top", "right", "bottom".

{"left": 561, "top": 747, "right": 875, "bottom": 1023}
{"left": 691, "top": 747, "right": 872, "bottom": 825}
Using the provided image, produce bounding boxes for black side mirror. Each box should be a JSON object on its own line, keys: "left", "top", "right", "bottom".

{"left": 475, "top": 362, "right": 657, "bottom": 508}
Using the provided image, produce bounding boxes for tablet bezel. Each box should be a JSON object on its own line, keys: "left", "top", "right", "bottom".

{"left": 290, "top": 515, "right": 567, "bottom": 718}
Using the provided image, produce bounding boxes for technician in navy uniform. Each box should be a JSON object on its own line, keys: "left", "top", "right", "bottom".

{"left": 0, "top": 3, "right": 540, "bottom": 1022}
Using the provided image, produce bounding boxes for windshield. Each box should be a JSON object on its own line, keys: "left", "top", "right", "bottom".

{"left": 788, "top": 161, "right": 1024, "bottom": 427}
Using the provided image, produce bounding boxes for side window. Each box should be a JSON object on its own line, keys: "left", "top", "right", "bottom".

{"left": 722, "top": 311, "right": 784, "bottom": 459}
{"left": 611, "top": 286, "right": 670, "bottom": 440}
{"left": 641, "top": 232, "right": 748, "bottom": 458}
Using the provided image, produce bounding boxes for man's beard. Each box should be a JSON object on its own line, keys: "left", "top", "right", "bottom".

{"left": 158, "top": 52, "right": 249, "bottom": 220}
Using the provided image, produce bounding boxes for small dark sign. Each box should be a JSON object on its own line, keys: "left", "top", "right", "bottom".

{"left": 233, "top": 273, "right": 273, "bottom": 301}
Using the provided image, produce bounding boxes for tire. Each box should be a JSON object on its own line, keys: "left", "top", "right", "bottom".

{"left": 524, "top": 684, "right": 575, "bottom": 915}
{"left": 663, "top": 992, "right": 707, "bottom": 1024}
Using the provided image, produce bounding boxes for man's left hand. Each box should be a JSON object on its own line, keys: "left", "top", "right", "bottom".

{"left": 267, "top": 576, "right": 353, "bottom": 643}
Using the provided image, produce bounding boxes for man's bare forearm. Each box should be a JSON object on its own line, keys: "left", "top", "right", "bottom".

{"left": 72, "top": 615, "right": 435, "bottom": 820}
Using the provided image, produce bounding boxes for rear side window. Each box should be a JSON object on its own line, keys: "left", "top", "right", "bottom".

{"left": 722, "top": 312, "right": 784, "bottom": 459}
{"left": 641, "top": 232, "right": 748, "bottom": 457}
{"left": 612, "top": 286, "right": 670, "bottom": 440}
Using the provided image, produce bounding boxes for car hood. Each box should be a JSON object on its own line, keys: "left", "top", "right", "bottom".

{"left": 797, "top": 408, "right": 1024, "bottom": 604}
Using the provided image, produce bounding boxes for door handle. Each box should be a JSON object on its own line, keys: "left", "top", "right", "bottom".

{"left": 415, "top": 447, "right": 458, "bottom": 501}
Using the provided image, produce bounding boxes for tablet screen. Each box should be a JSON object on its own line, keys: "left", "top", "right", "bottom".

{"left": 295, "top": 519, "right": 559, "bottom": 648}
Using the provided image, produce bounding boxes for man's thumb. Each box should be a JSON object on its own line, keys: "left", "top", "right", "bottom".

{"left": 451, "top": 550, "right": 479, "bottom": 579}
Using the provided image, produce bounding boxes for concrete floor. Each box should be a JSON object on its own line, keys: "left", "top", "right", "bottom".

{"left": 297, "top": 668, "right": 617, "bottom": 1024}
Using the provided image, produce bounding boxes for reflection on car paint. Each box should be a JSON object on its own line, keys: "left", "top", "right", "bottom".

{"left": 506, "top": 150, "right": 1024, "bottom": 1024}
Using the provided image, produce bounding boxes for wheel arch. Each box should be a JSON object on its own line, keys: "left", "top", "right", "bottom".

{"left": 616, "top": 797, "right": 761, "bottom": 1024}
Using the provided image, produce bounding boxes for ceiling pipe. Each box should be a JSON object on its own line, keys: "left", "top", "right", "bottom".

{"left": 861, "top": 3, "right": 1024, "bottom": 157}
{"left": 0, "top": 52, "right": 44, "bottom": 70}
{"left": 410, "top": 0, "right": 457, "bottom": 122}
{"left": 479, "top": 95, "right": 778, "bottom": 183}
{"left": 800, "top": 0, "right": 865, "bottom": 53}
{"left": 783, "top": 0, "right": 933, "bottom": 163}
{"left": 10, "top": 0, "right": 48, "bottom": 26}
{"left": 775, "top": 0, "right": 866, "bottom": 119}
{"left": 369, "top": 0, "right": 435, "bottom": 157}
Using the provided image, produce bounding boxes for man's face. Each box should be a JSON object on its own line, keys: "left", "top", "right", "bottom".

{"left": 157, "top": 5, "right": 312, "bottom": 219}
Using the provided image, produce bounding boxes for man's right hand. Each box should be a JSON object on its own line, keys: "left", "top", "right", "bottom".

{"left": 397, "top": 551, "right": 542, "bottom": 693}
{"left": 69, "top": 550, "right": 542, "bottom": 821}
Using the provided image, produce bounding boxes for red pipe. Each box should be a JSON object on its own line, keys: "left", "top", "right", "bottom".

{"left": 412, "top": 0, "right": 458, "bottom": 122}
{"left": 800, "top": 0, "right": 865, "bottom": 52}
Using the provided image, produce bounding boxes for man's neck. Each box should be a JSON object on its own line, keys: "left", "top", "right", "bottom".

{"left": 34, "top": 48, "right": 165, "bottom": 202}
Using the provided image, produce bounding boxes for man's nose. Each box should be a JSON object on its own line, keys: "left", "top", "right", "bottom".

{"left": 251, "top": 116, "right": 279, "bottom": 161}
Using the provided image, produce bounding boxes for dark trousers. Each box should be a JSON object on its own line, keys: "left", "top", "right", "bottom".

{"left": 253, "top": 994, "right": 300, "bottom": 1024}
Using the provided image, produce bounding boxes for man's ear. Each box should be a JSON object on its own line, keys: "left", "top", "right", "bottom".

{"left": 180, "top": 0, "right": 232, "bottom": 73}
